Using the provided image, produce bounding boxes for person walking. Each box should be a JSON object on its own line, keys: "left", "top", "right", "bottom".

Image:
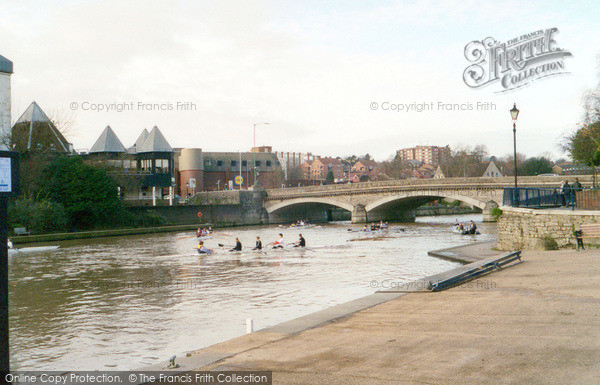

{"left": 560, "top": 180, "right": 571, "bottom": 206}
{"left": 572, "top": 178, "right": 583, "bottom": 206}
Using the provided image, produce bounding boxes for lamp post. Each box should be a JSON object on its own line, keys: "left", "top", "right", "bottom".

{"left": 509, "top": 103, "right": 520, "bottom": 188}
{"left": 253, "top": 122, "right": 269, "bottom": 186}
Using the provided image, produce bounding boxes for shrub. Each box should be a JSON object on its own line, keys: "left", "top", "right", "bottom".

{"left": 490, "top": 207, "right": 503, "bottom": 220}
{"left": 9, "top": 198, "right": 70, "bottom": 234}
{"left": 538, "top": 236, "right": 559, "bottom": 250}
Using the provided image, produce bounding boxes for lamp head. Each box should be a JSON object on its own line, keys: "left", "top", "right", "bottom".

{"left": 510, "top": 103, "right": 519, "bottom": 121}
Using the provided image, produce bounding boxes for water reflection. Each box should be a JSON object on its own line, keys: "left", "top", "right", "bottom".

{"left": 10, "top": 214, "right": 495, "bottom": 370}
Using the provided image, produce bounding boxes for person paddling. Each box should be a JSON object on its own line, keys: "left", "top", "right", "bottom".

{"left": 230, "top": 237, "right": 243, "bottom": 252}
{"left": 197, "top": 241, "right": 214, "bottom": 254}
{"left": 269, "top": 234, "right": 285, "bottom": 249}
{"left": 293, "top": 233, "right": 306, "bottom": 248}
{"left": 253, "top": 236, "right": 263, "bottom": 250}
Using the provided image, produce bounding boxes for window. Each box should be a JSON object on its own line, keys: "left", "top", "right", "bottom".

{"left": 231, "top": 160, "right": 237, "bottom": 167}
{"left": 205, "top": 160, "right": 211, "bottom": 166}
{"left": 156, "top": 158, "right": 170, "bottom": 173}
{"left": 217, "top": 160, "right": 223, "bottom": 167}
{"left": 266, "top": 161, "right": 272, "bottom": 167}
{"left": 255, "top": 160, "right": 261, "bottom": 167}
{"left": 242, "top": 160, "right": 247, "bottom": 167}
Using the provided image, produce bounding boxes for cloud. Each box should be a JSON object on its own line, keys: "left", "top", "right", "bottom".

{"left": 1, "top": 0, "right": 598, "bottom": 160}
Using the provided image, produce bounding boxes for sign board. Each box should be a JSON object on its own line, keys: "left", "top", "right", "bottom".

{"left": 189, "top": 178, "right": 196, "bottom": 188}
{"left": 0, "top": 151, "right": 19, "bottom": 197}
{"left": 234, "top": 175, "right": 244, "bottom": 186}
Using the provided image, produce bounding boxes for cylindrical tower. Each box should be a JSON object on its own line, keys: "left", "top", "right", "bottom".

{"left": 0, "top": 55, "right": 13, "bottom": 151}
{"left": 178, "top": 148, "right": 204, "bottom": 197}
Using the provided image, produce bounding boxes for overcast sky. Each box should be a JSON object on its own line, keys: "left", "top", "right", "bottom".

{"left": 2, "top": 0, "right": 599, "bottom": 161}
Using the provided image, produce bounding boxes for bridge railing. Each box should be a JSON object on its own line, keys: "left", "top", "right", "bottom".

{"left": 266, "top": 175, "right": 593, "bottom": 198}
{"left": 503, "top": 187, "right": 578, "bottom": 209}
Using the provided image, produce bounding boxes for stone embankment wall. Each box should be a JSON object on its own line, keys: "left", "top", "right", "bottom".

{"left": 415, "top": 206, "right": 480, "bottom": 217}
{"left": 497, "top": 206, "right": 600, "bottom": 250}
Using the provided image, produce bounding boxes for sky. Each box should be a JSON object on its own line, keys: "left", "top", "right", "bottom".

{"left": 1, "top": 0, "right": 599, "bottom": 161}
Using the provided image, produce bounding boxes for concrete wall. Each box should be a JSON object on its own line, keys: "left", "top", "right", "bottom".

{"left": 497, "top": 206, "right": 600, "bottom": 250}
{"left": 0, "top": 72, "right": 10, "bottom": 150}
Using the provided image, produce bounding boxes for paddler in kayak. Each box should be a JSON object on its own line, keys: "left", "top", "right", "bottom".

{"left": 229, "top": 237, "right": 243, "bottom": 252}
{"left": 269, "top": 234, "right": 285, "bottom": 249}
{"left": 252, "top": 236, "right": 263, "bottom": 250}
{"left": 293, "top": 233, "right": 306, "bottom": 248}
{"left": 197, "top": 240, "right": 214, "bottom": 254}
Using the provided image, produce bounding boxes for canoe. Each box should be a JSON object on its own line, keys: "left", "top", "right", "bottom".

{"left": 9, "top": 246, "right": 60, "bottom": 256}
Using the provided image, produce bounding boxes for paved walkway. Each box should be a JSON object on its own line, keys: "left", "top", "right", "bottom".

{"left": 186, "top": 249, "right": 600, "bottom": 384}
{"left": 427, "top": 240, "right": 499, "bottom": 263}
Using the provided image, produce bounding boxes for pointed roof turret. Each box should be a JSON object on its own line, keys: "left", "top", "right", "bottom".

{"left": 11, "top": 101, "right": 72, "bottom": 153}
{"left": 90, "top": 126, "right": 126, "bottom": 153}
{"left": 128, "top": 128, "right": 149, "bottom": 153}
{"left": 136, "top": 125, "right": 173, "bottom": 153}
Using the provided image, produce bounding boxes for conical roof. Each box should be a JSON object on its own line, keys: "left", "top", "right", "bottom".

{"left": 90, "top": 126, "right": 126, "bottom": 153}
{"left": 0, "top": 55, "right": 12, "bottom": 74}
{"left": 11, "top": 101, "right": 71, "bottom": 153}
{"left": 129, "top": 128, "right": 149, "bottom": 153}
{"left": 15, "top": 101, "right": 52, "bottom": 124}
{"left": 136, "top": 125, "right": 173, "bottom": 153}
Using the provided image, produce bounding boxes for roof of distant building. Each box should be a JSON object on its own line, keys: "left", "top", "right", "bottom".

{"left": 136, "top": 126, "right": 173, "bottom": 153}
{"left": 90, "top": 126, "right": 126, "bottom": 153}
{"left": 11, "top": 101, "right": 71, "bottom": 153}
{"left": 0, "top": 55, "right": 12, "bottom": 74}
{"left": 129, "top": 129, "right": 150, "bottom": 153}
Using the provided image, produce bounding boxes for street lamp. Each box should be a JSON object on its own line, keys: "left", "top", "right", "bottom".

{"left": 509, "top": 103, "right": 519, "bottom": 189}
{"left": 253, "top": 122, "right": 269, "bottom": 186}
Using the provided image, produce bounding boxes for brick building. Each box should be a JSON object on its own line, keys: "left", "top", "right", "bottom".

{"left": 178, "top": 149, "right": 283, "bottom": 194}
{"left": 396, "top": 145, "right": 450, "bottom": 166}
{"left": 301, "top": 157, "right": 344, "bottom": 182}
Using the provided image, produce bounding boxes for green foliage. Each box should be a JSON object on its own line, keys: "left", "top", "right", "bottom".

{"left": 565, "top": 120, "right": 600, "bottom": 166}
{"left": 326, "top": 170, "right": 335, "bottom": 182}
{"left": 490, "top": 207, "right": 503, "bottom": 220}
{"left": 8, "top": 198, "right": 70, "bottom": 234}
{"left": 538, "top": 236, "right": 558, "bottom": 251}
{"left": 520, "top": 156, "right": 554, "bottom": 176}
{"left": 35, "top": 156, "right": 123, "bottom": 229}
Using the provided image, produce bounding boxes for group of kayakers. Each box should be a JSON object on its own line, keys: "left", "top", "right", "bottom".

{"left": 196, "top": 227, "right": 213, "bottom": 237}
{"left": 197, "top": 233, "right": 307, "bottom": 254}
{"left": 363, "top": 221, "right": 389, "bottom": 232}
{"left": 290, "top": 220, "right": 309, "bottom": 227}
{"left": 454, "top": 220, "right": 478, "bottom": 235}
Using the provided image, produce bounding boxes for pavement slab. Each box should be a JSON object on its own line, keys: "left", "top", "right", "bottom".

{"left": 187, "top": 249, "right": 600, "bottom": 384}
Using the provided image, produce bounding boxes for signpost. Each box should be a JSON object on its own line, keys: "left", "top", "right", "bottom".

{"left": 0, "top": 150, "right": 19, "bottom": 373}
{"left": 234, "top": 175, "right": 244, "bottom": 187}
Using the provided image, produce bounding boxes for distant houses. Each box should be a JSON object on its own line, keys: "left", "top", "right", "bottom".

{"left": 482, "top": 161, "right": 503, "bottom": 177}
{"left": 301, "top": 157, "right": 344, "bottom": 182}
{"left": 11, "top": 100, "right": 593, "bottom": 205}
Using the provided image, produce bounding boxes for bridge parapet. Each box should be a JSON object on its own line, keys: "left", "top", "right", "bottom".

{"left": 265, "top": 176, "right": 590, "bottom": 200}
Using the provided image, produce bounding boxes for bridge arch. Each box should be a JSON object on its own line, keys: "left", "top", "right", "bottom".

{"left": 266, "top": 197, "right": 354, "bottom": 214}
{"left": 365, "top": 192, "right": 490, "bottom": 213}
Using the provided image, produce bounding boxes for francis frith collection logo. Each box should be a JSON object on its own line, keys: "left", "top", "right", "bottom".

{"left": 463, "top": 28, "right": 572, "bottom": 92}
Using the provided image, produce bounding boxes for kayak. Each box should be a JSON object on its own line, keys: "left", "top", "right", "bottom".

{"left": 9, "top": 246, "right": 60, "bottom": 256}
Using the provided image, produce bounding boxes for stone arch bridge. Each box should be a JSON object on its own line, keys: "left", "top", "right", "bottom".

{"left": 263, "top": 176, "right": 568, "bottom": 223}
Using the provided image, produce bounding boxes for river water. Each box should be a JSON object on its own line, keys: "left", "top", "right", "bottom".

{"left": 9, "top": 214, "right": 495, "bottom": 370}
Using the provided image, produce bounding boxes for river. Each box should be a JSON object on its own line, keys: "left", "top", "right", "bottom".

{"left": 9, "top": 214, "right": 495, "bottom": 370}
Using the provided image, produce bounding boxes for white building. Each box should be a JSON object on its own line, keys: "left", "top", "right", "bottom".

{"left": 482, "top": 161, "right": 503, "bottom": 178}
{"left": 0, "top": 54, "right": 12, "bottom": 151}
